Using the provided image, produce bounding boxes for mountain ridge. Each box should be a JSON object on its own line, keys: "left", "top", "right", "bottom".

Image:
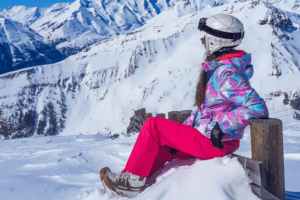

{"left": 0, "top": 1, "right": 299, "bottom": 139}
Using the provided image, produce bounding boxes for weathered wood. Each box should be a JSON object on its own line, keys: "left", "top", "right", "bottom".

{"left": 177, "top": 110, "right": 192, "bottom": 124}
{"left": 167, "top": 110, "right": 192, "bottom": 123}
{"left": 128, "top": 127, "right": 140, "bottom": 134}
{"left": 134, "top": 108, "right": 146, "bottom": 122}
{"left": 138, "top": 113, "right": 145, "bottom": 124}
{"left": 250, "top": 119, "right": 285, "bottom": 200}
{"left": 145, "top": 113, "right": 152, "bottom": 121}
{"left": 251, "top": 184, "right": 281, "bottom": 200}
{"left": 130, "top": 115, "right": 140, "bottom": 122}
{"left": 233, "top": 154, "right": 267, "bottom": 188}
{"left": 168, "top": 111, "right": 179, "bottom": 122}
{"left": 127, "top": 125, "right": 138, "bottom": 134}
{"left": 132, "top": 121, "right": 142, "bottom": 130}
{"left": 127, "top": 110, "right": 145, "bottom": 134}
{"left": 156, "top": 113, "right": 166, "bottom": 118}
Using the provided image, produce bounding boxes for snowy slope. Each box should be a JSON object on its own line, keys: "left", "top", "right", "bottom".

{"left": 0, "top": 132, "right": 259, "bottom": 200}
{"left": 0, "top": 1, "right": 300, "bottom": 139}
{"left": 0, "top": 127, "right": 299, "bottom": 199}
{"left": 0, "top": 16, "right": 65, "bottom": 74}
{"left": 0, "top": 1, "right": 300, "bottom": 199}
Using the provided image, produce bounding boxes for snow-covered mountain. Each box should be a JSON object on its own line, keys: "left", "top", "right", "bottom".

{"left": 0, "top": 0, "right": 245, "bottom": 58}
{"left": 0, "top": 0, "right": 247, "bottom": 74}
{"left": 0, "top": 0, "right": 299, "bottom": 139}
{"left": 1, "top": 0, "right": 175, "bottom": 57}
{"left": 0, "top": 16, "right": 65, "bottom": 74}
{"left": 0, "top": 5, "right": 45, "bottom": 26}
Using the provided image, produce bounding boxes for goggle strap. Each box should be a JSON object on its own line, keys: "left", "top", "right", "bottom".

{"left": 198, "top": 18, "right": 244, "bottom": 40}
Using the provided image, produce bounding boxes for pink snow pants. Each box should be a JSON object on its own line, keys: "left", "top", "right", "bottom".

{"left": 122, "top": 117, "right": 240, "bottom": 178}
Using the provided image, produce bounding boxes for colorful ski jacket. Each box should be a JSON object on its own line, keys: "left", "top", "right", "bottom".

{"left": 183, "top": 52, "right": 269, "bottom": 141}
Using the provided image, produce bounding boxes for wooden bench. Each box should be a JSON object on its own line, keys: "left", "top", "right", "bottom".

{"left": 127, "top": 108, "right": 285, "bottom": 200}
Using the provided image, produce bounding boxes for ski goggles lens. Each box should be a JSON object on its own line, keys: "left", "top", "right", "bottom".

{"left": 198, "top": 18, "right": 208, "bottom": 31}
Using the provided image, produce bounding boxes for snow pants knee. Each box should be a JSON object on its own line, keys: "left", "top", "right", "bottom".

{"left": 122, "top": 117, "right": 240, "bottom": 178}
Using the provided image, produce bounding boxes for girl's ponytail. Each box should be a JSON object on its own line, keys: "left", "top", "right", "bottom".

{"left": 194, "top": 69, "right": 207, "bottom": 108}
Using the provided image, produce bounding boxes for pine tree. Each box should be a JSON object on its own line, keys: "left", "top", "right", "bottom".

{"left": 22, "top": 110, "right": 35, "bottom": 138}
{"left": 37, "top": 105, "right": 48, "bottom": 136}
{"left": 45, "top": 102, "right": 57, "bottom": 136}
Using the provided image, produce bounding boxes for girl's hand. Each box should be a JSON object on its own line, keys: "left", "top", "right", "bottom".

{"left": 210, "top": 122, "right": 225, "bottom": 149}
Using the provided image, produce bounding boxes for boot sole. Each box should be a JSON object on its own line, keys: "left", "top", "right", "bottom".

{"left": 100, "top": 167, "right": 140, "bottom": 198}
{"left": 100, "top": 167, "right": 119, "bottom": 195}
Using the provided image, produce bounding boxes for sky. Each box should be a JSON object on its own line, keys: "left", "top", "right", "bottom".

{"left": 0, "top": 0, "right": 75, "bottom": 11}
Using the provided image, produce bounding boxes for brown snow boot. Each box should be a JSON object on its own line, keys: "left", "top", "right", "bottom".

{"left": 100, "top": 167, "right": 146, "bottom": 198}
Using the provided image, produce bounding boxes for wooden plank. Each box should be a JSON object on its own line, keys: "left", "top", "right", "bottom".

{"left": 134, "top": 108, "right": 146, "bottom": 122}
{"left": 251, "top": 184, "right": 280, "bottom": 200}
{"left": 137, "top": 113, "right": 145, "bottom": 124}
{"left": 168, "top": 111, "right": 179, "bottom": 121}
{"left": 156, "top": 113, "right": 166, "bottom": 118}
{"left": 250, "top": 119, "right": 285, "bottom": 200}
{"left": 233, "top": 154, "right": 267, "bottom": 188}
{"left": 145, "top": 113, "right": 152, "bottom": 121}
{"left": 177, "top": 110, "right": 192, "bottom": 124}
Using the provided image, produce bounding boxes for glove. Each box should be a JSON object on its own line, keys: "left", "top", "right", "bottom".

{"left": 210, "top": 122, "right": 225, "bottom": 149}
{"left": 169, "top": 147, "right": 180, "bottom": 155}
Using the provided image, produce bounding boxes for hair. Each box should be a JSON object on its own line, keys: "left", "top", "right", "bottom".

{"left": 194, "top": 48, "right": 238, "bottom": 108}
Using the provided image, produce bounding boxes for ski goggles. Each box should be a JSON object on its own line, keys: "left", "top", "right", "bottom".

{"left": 198, "top": 17, "right": 244, "bottom": 41}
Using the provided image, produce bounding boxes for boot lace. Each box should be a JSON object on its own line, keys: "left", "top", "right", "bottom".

{"left": 116, "top": 172, "right": 130, "bottom": 186}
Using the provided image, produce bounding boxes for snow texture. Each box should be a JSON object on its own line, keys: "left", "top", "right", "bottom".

{"left": 0, "top": 0, "right": 300, "bottom": 199}
{"left": 0, "top": 1, "right": 300, "bottom": 139}
{"left": 0, "top": 127, "right": 299, "bottom": 199}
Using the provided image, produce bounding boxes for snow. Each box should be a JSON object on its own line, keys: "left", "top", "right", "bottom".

{"left": 0, "top": 0, "right": 300, "bottom": 199}
{"left": 1, "top": 1, "right": 300, "bottom": 137}
{"left": 0, "top": 126, "right": 299, "bottom": 199}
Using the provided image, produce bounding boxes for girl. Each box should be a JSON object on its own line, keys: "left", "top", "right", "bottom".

{"left": 100, "top": 14, "right": 269, "bottom": 198}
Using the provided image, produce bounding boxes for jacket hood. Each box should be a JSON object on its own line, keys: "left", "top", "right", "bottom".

{"left": 201, "top": 54, "right": 253, "bottom": 80}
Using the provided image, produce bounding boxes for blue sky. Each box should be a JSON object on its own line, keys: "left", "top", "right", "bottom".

{"left": 0, "top": 0, "right": 75, "bottom": 11}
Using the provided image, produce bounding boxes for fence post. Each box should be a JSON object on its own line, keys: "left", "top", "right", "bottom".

{"left": 168, "top": 111, "right": 179, "bottom": 121}
{"left": 250, "top": 119, "right": 285, "bottom": 200}
{"left": 134, "top": 108, "right": 146, "bottom": 121}
{"left": 156, "top": 113, "right": 166, "bottom": 118}
{"left": 177, "top": 110, "right": 192, "bottom": 124}
{"left": 145, "top": 113, "right": 152, "bottom": 121}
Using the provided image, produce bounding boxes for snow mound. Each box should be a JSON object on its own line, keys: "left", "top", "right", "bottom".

{"left": 0, "top": 133, "right": 259, "bottom": 200}
{"left": 136, "top": 157, "right": 259, "bottom": 200}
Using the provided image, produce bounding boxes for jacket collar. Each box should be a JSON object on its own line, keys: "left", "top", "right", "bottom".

{"left": 201, "top": 52, "right": 253, "bottom": 80}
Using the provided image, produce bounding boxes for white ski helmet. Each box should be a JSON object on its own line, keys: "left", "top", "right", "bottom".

{"left": 198, "top": 14, "right": 244, "bottom": 55}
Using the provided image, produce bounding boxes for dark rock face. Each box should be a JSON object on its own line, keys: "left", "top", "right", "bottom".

{"left": 258, "top": 2, "right": 297, "bottom": 40}
{"left": 268, "top": 91, "right": 300, "bottom": 120}
{"left": 0, "top": 42, "right": 13, "bottom": 72}
{"left": 0, "top": 42, "right": 65, "bottom": 74}
{"left": 0, "top": 17, "right": 66, "bottom": 75}
{"left": 290, "top": 92, "right": 300, "bottom": 111}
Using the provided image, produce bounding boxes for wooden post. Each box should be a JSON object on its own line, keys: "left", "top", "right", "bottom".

{"left": 250, "top": 119, "right": 285, "bottom": 200}
{"left": 156, "top": 113, "right": 166, "bottom": 118}
{"left": 177, "top": 110, "right": 192, "bottom": 124}
{"left": 145, "top": 113, "right": 152, "bottom": 121}
{"left": 134, "top": 108, "right": 146, "bottom": 121}
{"left": 168, "top": 111, "right": 179, "bottom": 121}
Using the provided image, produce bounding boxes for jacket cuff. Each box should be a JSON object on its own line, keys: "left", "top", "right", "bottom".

{"left": 206, "top": 121, "right": 217, "bottom": 133}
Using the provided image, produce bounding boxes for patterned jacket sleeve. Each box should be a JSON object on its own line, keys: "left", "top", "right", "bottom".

{"left": 206, "top": 69, "right": 269, "bottom": 135}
